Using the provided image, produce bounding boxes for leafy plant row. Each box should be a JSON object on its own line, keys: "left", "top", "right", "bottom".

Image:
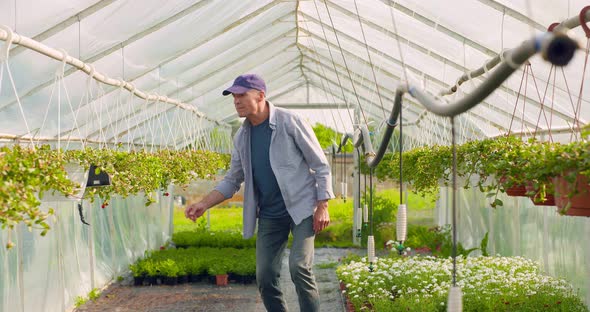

{"left": 173, "top": 229, "right": 256, "bottom": 249}
{"left": 129, "top": 247, "right": 256, "bottom": 285}
{"left": 0, "top": 145, "right": 229, "bottom": 243}
{"left": 369, "top": 135, "right": 590, "bottom": 210}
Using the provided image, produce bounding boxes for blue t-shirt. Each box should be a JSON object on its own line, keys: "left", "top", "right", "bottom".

{"left": 250, "top": 118, "right": 289, "bottom": 218}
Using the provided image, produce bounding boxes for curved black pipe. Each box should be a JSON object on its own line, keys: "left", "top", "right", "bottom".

{"left": 353, "top": 31, "right": 576, "bottom": 169}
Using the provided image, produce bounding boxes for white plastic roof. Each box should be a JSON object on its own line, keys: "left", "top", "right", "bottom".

{"left": 1, "top": 0, "right": 589, "bottom": 149}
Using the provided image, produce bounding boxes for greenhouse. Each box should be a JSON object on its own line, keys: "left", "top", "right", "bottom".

{"left": 1, "top": 0, "right": 590, "bottom": 311}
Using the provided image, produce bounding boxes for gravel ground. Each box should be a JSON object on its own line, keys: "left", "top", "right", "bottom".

{"left": 74, "top": 248, "right": 362, "bottom": 312}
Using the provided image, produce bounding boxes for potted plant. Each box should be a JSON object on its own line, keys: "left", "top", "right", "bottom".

{"left": 231, "top": 255, "right": 256, "bottom": 284}
{"left": 187, "top": 258, "right": 206, "bottom": 283}
{"left": 177, "top": 263, "right": 189, "bottom": 284}
{"left": 142, "top": 260, "right": 158, "bottom": 286}
{"left": 158, "top": 259, "right": 180, "bottom": 285}
{"left": 129, "top": 262, "right": 144, "bottom": 286}
{"left": 208, "top": 261, "right": 229, "bottom": 286}
{"left": 545, "top": 136, "right": 590, "bottom": 216}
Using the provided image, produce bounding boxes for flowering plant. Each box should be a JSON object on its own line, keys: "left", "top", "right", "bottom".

{"left": 337, "top": 256, "right": 587, "bottom": 311}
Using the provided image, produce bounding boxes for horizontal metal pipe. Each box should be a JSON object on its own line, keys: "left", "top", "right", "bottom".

{"left": 0, "top": 26, "right": 226, "bottom": 127}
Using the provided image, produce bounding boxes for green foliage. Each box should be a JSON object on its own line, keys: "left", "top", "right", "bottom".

{"left": 129, "top": 247, "right": 256, "bottom": 279}
{"left": 173, "top": 229, "right": 256, "bottom": 249}
{"left": 88, "top": 288, "right": 101, "bottom": 301}
{"left": 372, "top": 136, "right": 590, "bottom": 210}
{"left": 0, "top": 145, "right": 75, "bottom": 237}
{"left": 74, "top": 296, "right": 87, "bottom": 308}
{"left": 480, "top": 231, "right": 489, "bottom": 257}
{"left": 312, "top": 123, "right": 353, "bottom": 153}
{"left": 316, "top": 261, "right": 339, "bottom": 269}
{"left": 66, "top": 148, "right": 229, "bottom": 205}
{"left": 157, "top": 259, "right": 180, "bottom": 277}
{"left": 0, "top": 145, "right": 229, "bottom": 246}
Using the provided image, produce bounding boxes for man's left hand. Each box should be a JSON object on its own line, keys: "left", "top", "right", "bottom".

{"left": 313, "top": 200, "right": 330, "bottom": 234}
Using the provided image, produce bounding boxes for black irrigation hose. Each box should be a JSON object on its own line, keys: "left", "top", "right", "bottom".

{"left": 77, "top": 202, "right": 90, "bottom": 226}
{"left": 336, "top": 31, "right": 577, "bottom": 171}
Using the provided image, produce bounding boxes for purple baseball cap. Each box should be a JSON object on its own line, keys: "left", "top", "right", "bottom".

{"left": 222, "top": 74, "right": 266, "bottom": 96}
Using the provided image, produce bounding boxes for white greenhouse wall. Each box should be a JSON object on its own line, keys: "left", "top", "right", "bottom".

{"left": 0, "top": 188, "right": 174, "bottom": 312}
{"left": 436, "top": 184, "right": 590, "bottom": 307}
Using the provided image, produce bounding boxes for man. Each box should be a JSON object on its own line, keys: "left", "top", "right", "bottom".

{"left": 185, "top": 74, "right": 334, "bottom": 312}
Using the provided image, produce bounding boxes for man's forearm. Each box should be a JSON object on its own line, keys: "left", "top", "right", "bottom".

{"left": 200, "top": 190, "right": 227, "bottom": 209}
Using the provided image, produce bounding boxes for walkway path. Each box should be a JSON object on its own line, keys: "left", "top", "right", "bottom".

{"left": 75, "top": 248, "right": 360, "bottom": 312}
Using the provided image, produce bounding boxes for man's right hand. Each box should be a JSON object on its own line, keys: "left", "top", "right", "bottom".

{"left": 185, "top": 202, "right": 208, "bottom": 222}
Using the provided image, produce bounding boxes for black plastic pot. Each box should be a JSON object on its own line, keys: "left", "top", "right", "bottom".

{"left": 188, "top": 273, "right": 203, "bottom": 283}
{"left": 177, "top": 275, "right": 189, "bottom": 284}
{"left": 144, "top": 276, "right": 156, "bottom": 286}
{"left": 163, "top": 276, "right": 178, "bottom": 285}
{"left": 133, "top": 276, "right": 144, "bottom": 286}
{"left": 235, "top": 274, "right": 255, "bottom": 284}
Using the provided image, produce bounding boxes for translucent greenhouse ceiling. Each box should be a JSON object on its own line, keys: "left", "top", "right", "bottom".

{"left": 0, "top": 0, "right": 590, "bottom": 149}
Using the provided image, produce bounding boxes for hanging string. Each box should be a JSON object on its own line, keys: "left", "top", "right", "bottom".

{"left": 356, "top": 147, "right": 362, "bottom": 238}
{"left": 0, "top": 25, "right": 34, "bottom": 147}
{"left": 571, "top": 38, "right": 590, "bottom": 141}
{"left": 522, "top": 64, "right": 531, "bottom": 137}
{"left": 340, "top": 147, "right": 346, "bottom": 202}
{"left": 529, "top": 64, "right": 555, "bottom": 142}
{"left": 38, "top": 69, "right": 59, "bottom": 144}
{"left": 363, "top": 164, "right": 368, "bottom": 224}
{"left": 447, "top": 116, "right": 463, "bottom": 312}
{"left": 368, "top": 167, "right": 375, "bottom": 270}
{"left": 312, "top": 0, "right": 355, "bottom": 127}
{"left": 507, "top": 65, "right": 528, "bottom": 136}
{"left": 451, "top": 116, "right": 458, "bottom": 287}
{"left": 352, "top": 0, "right": 386, "bottom": 119}
{"left": 322, "top": 0, "right": 368, "bottom": 126}
{"left": 68, "top": 64, "right": 95, "bottom": 150}
{"left": 388, "top": 1, "right": 410, "bottom": 87}
{"left": 300, "top": 9, "right": 350, "bottom": 139}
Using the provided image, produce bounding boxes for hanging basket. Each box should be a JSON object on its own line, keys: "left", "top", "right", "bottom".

{"left": 525, "top": 182, "right": 555, "bottom": 206}
{"left": 499, "top": 176, "right": 528, "bottom": 197}
{"left": 553, "top": 173, "right": 590, "bottom": 217}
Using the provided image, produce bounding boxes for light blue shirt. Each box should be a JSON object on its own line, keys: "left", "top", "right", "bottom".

{"left": 214, "top": 101, "right": 335, "bottom": 238}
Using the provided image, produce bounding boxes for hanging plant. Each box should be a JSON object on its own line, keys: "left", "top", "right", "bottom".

{"left": 0, "top": 145, "right": 77, "bottom": 243}
{"left": 1, "top": 145, "right": 230, "bottom": 247}
{"left": 546, "top": 137, "right": 590, "bottom": 216}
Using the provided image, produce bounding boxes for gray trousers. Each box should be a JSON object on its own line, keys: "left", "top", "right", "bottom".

{"left": 256, "top": 216, "right": 319, "bottom": 312}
